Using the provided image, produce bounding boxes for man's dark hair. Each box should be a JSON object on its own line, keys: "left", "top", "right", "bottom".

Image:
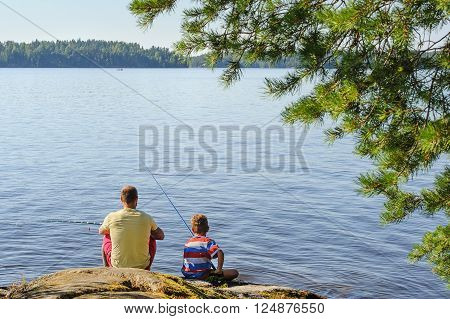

{"left": 121, "top": 185, "right": 138, "bottom": 204}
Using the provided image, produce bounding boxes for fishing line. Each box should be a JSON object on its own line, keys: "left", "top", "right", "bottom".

{"left": 143, "top": 166, "right": 194, "bottom": 236}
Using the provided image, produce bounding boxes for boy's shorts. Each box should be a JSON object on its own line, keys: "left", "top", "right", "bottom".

{"left": 181, "top": 269, "right": 211, "bottom": 280}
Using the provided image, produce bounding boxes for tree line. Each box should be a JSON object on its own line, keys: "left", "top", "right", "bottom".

{"left": 0, "top": 40, "right": 308, "bottom": 68}
{"left": 0, "top": 40, "right": 185, "bottom": 68}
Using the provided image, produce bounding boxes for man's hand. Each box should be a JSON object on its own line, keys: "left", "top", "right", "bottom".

{"left": 151, "top": 227, "right": 165, "bottom": 240}
{"left": 99, "top": 227, "right": 109, "bottom": 235}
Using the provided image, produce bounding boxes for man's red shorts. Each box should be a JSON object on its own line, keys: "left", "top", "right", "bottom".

{"left": 102, "top": 235, "right": 157, "bottom": 270}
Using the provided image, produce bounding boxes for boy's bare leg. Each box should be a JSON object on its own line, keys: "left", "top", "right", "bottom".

{"left": 222, "top": 269, "right": 239, "bottom": 280}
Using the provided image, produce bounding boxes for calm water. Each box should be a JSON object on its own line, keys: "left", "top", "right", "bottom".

{"left": 0, "top": 68, "right": 448, "bottom": 298}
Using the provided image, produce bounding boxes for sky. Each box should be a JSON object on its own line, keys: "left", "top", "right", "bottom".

{"left": 1, "top": 0, "right": 448, "bottom": 49}
{"left": 0, "top": 0, "right": 188, "bottom": 48}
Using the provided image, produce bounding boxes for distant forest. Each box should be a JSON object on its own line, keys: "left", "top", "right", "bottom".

{"left": 0, "top": 40, "right": 301, "bottom": 68}
{"left": 0, "top": 40, "right": 185, "bottom": 68}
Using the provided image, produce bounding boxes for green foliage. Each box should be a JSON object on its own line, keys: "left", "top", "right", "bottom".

{"left": 129, "top": 0, "right": 177, "bottom": 28}
{"left": 409, "top": 224, "right": 450, "bottom": 285}
{"left": 129, "top": 0, "right": 449, "bottom": 284}
{"left": 421, "top": 167, "right": 450, "bottom": 215}
{"left": 0, "top": 40, "right": 186, "bottom": 68}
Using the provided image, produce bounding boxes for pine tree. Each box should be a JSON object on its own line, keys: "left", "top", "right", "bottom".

{"left": 129, "top": 0, "right": 449, "bottom": 284}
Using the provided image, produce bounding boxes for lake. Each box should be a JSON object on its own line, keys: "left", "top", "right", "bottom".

{"left": 0, "top": 68, "right": 448, "bottom": 298}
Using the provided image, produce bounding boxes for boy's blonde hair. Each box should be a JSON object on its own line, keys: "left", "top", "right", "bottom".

{"left": 191, "top": 214, "right": 209, "bottom": 234}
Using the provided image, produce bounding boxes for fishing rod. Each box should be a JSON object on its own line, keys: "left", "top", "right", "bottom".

{"left": 43, "top": 219, "right": 101, "bottom": 232}
{"left": 144, "top": 166, "right": 194, "bottom": 237}
{"left": 46, "top": 219, "right": 102, "bottom": 226}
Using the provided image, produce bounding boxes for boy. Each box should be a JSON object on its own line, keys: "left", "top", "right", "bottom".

{"left": 181, "top": 214, "right": 239, "bottom": 280}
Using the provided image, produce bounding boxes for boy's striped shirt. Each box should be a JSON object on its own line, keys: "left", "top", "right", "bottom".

{"left": 181, "top": 236, "right": 219, "bottom": 279}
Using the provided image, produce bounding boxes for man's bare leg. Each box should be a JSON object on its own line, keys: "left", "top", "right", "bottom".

{"left": 102, "top": 243, "right": 108, "bottom": 267}
{"left": 102, "top": 235, "right": 112, "bottom": 267}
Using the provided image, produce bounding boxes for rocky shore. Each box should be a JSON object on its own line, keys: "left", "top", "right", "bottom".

{"left": 1, "top": 267, "right": 324, "bottom": 299}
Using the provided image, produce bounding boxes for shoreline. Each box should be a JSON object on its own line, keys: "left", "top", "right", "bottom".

{"left": 1, "top": 267, "right": 325, "bottom": 299}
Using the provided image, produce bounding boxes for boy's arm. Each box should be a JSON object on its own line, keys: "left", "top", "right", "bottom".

{"left": 214, "top": 250, "right": 224, "bottom": 274}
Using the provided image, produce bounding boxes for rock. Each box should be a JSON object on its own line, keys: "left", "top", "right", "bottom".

{"left": 0, "top": 287, "right": 7, "bottom": 298}
{"left": 3, "top": 268, "right": 324, "bottom": 299}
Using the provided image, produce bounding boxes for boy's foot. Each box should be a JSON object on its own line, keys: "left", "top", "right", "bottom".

{"left": 205, "top": 273, "right": 227, "bottom": 286}
{"left": 206, "top": 269, "right": 239, "bottom": 285}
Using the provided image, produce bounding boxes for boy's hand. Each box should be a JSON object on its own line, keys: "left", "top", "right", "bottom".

{"left": 212, "top": 269, "right": 223, "bottom": 276}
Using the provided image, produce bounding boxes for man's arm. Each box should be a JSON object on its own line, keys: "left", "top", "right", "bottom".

{"left": 99, "top": 215, "right": 110, "bottom": 235}
{"left": 151, "top": 227, "right": 164, "bottom": 240}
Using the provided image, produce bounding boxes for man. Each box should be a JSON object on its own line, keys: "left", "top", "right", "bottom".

{"left": 99, "top": 185, "right": 164, "bottom": 270}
